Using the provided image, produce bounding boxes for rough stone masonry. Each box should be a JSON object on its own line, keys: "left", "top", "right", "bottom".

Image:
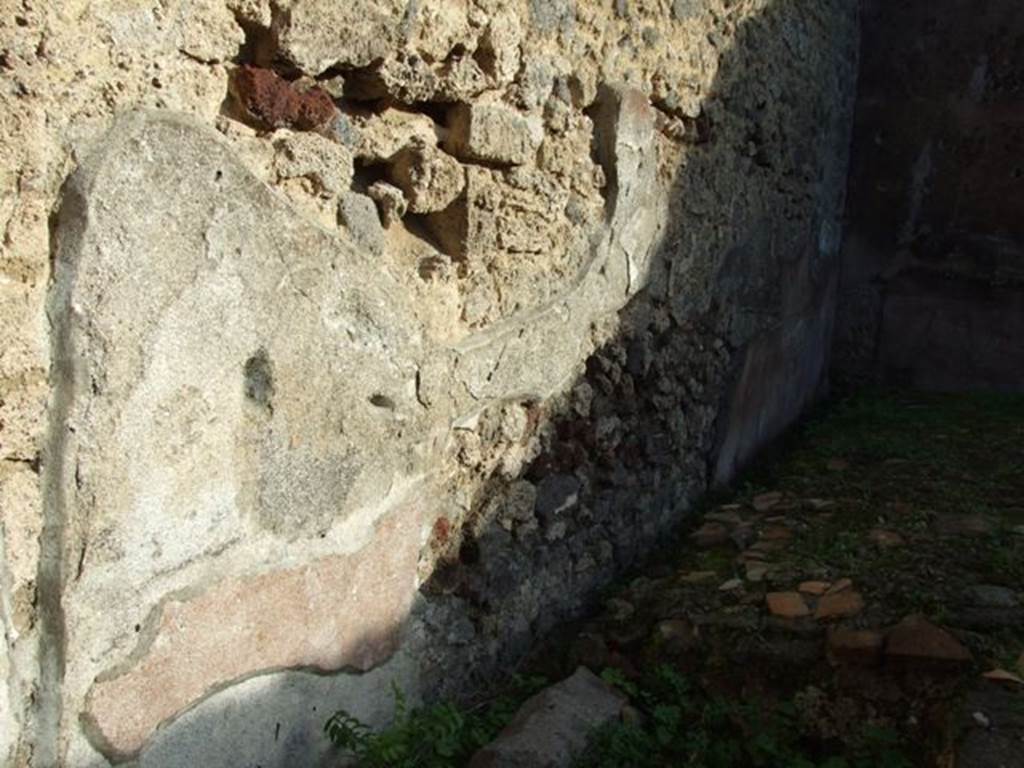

{"left": 0, "top": 1, "right": 858, "bottom": 765}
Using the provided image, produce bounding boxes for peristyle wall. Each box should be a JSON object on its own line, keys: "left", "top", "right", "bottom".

{"left": 0, "top": 1, "right": 857, "bottom": 765}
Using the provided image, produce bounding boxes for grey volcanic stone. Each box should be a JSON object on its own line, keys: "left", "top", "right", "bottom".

{"left": 965, "top": 585, "right": 1019, "bottom": 609}
{"left": 468, "top": 667, "right": 625, "bottom": 768}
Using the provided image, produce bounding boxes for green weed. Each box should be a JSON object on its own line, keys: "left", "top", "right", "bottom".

{"left": 323, "top": 676, "right": 546, "bottom": 768}
{"left": 576, "top": 665, "right": 912, "bottom": 768}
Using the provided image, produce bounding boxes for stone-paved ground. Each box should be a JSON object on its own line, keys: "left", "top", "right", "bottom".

{"left": 522, "top": 390, "right": 1024, "bottom": 767}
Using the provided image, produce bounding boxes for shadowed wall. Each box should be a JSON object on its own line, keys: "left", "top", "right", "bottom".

{"left": 835, "top": 0, "right": 1024, "bottom": 391}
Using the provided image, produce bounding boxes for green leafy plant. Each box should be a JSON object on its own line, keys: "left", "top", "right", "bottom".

{"left": 323, "top": 677, "right": 546, "bottom": 768}
{"left": 576, "top": 666, "right": 912, "bottom": 768}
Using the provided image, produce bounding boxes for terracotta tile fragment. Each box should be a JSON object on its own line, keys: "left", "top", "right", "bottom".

{"left": 799, "top": 580, "right": 831, "bottom": 596}
{"left": 885, "top": 615, "right": 972, "bottom": 665}
{"left": 767, "top": 591, "right": 810, "bottom": 618}
{"left": 815, "top": 590, "right": 865, "bottom": 620}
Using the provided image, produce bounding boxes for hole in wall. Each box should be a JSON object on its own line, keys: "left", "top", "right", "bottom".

{"left": 473, "top": 40, "right": 497, "bottom": 79}
{"left": 459, "top": 539, "right": 480, "bottom": 565}
{"left": 337, "top": 58, "right": 390, "bottom": 102}
{"left": 351, "top": 158, "right": 391, "bottom": 193}
{"left": 405, "top": 211, "right": 458, "bottom": 261}
{"left": 369, "top": 393, "right": 396, "bottom": 410}
{"left": 243, "top": 349, "right": 275, "bottom": 413}
{"left": 231, "top": 9, "right": 289, "bottom": 73}
{"left": 583, "top": 88, "right": 619, "bottom": 220}
{"left": 410, "top": 100, "right": 450, "bottom": 127}
{"left": 446, "top": 43, "right": 468, "bottom": 62}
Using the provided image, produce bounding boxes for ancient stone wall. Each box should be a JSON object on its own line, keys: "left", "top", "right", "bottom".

{"left": 0, "top": 1, "right": 857, "bottom": 765}
{"left": 834, "top": 0, "right": 1024, "bottom": 391}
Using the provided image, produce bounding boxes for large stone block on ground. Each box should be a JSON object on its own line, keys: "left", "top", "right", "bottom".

{"left": 468, "top": 667, "right": 625, "bottom": 768}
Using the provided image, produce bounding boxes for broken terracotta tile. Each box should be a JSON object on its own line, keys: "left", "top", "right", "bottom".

{"left": 738, "top": 550, "right": 768, "bottom": 563}
{"left": 815, "top": 590, "right": 865, "bottom": 620}
{"left": 869, "top": 528, "right": 906, "bottom": 548}
{"left": 752, "top": 491, "right": 784, "bottom": 512}
{"left": 767, "top": 591, "right": 810, "bottom": 618}
{"left": 799, "top": 580, "right": 831, "bottom": 596}
{"left": 689, "top": 522, "right": 731, "bottom": 548}
{"left": 885, "top": 615, "right": 972, "bottom": 665}
{"left": 826, "top": 578, "right": 853, "bottom": 595}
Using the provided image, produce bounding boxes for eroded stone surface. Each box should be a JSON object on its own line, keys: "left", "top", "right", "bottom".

{"left": 445, "top": 102, "right": 538, "bottom": 166}
{"left": 49, "top": 111, "right": 432, "bottom": 762}
{"left": 2, "top": 0, "right": 860, "bottom": 763}
{"left": 45, "top": 87, "right": 665, "bottom": 761}
{"left": 85, "top": 505, "right": 419, "bottom": 757}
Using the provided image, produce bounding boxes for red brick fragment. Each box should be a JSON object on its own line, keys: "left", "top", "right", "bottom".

{"left": 232, "top": 65, "right": 336, "bottom": 132}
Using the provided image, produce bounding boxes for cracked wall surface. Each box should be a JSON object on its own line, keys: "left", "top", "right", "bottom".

{"left": 0, "top": 1, "right": 857, "bottom": 765}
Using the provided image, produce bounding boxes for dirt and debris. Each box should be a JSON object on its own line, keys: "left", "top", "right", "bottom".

{"left": 522, "top": 390, "right": 1024, "bottom": 767}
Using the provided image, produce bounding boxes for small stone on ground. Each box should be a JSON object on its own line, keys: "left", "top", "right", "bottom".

{"left": 799, "top": 580, "right": 831, "bottom": 596}
{"left": 815, "top": 590, "right": 865, "bottom": 620}
{"left": 752, "top": 491, "right": 784, "bottom": 512}
{"left": 469, "top": 667, "right": 625, "bottom": 768}
{"left": 885, "top": 615, "right": 972, "bottom": 665}
{"left": 767, "top": 591, "right": 811, "bottom": 618}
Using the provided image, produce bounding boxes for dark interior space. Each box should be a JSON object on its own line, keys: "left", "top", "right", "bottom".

{"left": 834, "top": 0, "right": 1024, "bottom": 392}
